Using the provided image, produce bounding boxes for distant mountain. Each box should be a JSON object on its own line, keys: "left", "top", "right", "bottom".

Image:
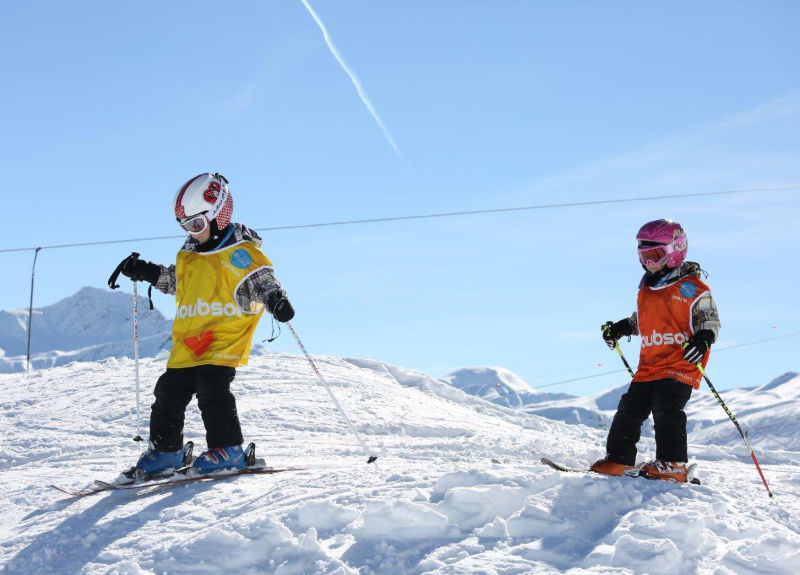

{"left": 0, "top": 286, "right": 172, "bottom": 372}
{"left": 517, "top": 384, "right": 628, "bottom": 430}
{"left": 686, "top": 371, "right": 800, "bottom": 451}
{"left": 442, "top": 366, "right": 800, "bottom": 451}
{"left": 441, "top": 366, "right": 575, "bottom": 408}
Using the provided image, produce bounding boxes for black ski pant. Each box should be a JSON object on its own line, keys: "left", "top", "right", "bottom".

{"left": 149, "top": 364, "right": 244, "bottom": 452}
{"left": 605, "top": 378, "right": 693, "bottom": 465}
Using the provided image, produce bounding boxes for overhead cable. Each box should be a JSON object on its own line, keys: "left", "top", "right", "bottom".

{"left": 2, "top": 185, "right": 798, "bottom": 254}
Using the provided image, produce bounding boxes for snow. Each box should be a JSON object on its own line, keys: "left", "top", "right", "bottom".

{"left": 1, "top": 353, "right": 797, "bottom": 574}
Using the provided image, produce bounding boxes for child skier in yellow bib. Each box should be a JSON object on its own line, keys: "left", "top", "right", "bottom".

{"left": 115, "top": 173, "right": 294, "bottom": 476}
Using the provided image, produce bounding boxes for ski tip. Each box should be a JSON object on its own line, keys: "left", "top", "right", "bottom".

{"left": 50, "top": 484, "right": 101, "bottom": 497}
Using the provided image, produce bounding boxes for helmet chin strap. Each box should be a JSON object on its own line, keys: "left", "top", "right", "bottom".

{"left": 196, "top": 220, "right": 233, "bottom": 252}
{"left": 643, "top": 264, "right": 674, "bottom": 287}
{"left": 209, "top": 218, "right": 222, "bottom": 240}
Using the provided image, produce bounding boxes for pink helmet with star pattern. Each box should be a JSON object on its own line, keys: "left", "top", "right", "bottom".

{"left": 636, "top": 219, "right": 688, "bottom": 270}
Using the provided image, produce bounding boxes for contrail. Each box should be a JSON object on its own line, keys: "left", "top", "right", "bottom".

{"left": 298, "top": 0, "right": 404, "bottom": 161}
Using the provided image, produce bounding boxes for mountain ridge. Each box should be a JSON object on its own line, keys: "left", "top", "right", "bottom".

{"left": 0, "top": 286, "right": 171, "bottom": 372}
{"left": 441, "top": 363, "right": 799, "bottom": 451}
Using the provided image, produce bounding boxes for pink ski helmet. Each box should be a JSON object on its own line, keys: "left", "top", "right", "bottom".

{"left": 636, "top": 219, "right": 688, "bottom": 270}
{"left": 174, "top": 173, "right": 233, "bottom": 233}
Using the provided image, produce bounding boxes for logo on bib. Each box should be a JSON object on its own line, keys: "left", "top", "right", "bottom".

{"left": 679, "top": 282, "right": 697, "bottom": 299}
{"left": 641, "top": 329, "right": 690, "bottom": 347}
{"left": 230, "top": 249, "right": 252, "bottom": 269}
{"left": 177, "top": 298, "right": 241, "bottom": 318}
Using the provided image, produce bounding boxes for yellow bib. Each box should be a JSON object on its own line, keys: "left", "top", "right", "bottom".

{"left": 167, "top": 241, "right": 272, "bottom": 368}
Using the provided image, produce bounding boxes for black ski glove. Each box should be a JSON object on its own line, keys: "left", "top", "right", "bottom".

{"left": 267, "top": 290, "right": 295, "bottom": 323}
{"left": 601, "top": 319, "right": 634, "bottom": 349}
{"left": 683, "top": 329, "right": 715, "bottom": 364}
{"left": 118, "top": 255, "right": 161, "bottom": 285}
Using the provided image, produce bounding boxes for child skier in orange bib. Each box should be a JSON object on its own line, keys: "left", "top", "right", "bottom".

{"left": 113, "top": 173, "right": 295, "bottom": 477}
{"left": 591, "top": 219, "right": 720, "bottom": 482}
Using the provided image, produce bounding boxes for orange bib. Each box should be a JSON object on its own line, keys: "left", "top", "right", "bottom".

{"left": 634, "top": 277, "right": 711, "bottom": 388}
{"left": 167, "top": 241, "right": 271, "bottom": 369}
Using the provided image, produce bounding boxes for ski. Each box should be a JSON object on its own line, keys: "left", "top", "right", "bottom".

{"left": 50, "top": 442, "right": 306, "bottom": 497}
{"left": 99, "top": 462, "right": 304, "bottom": 492}
{"left": 51, "top": 483, "right": 117, "bottom": 497}
{"left": 540, "top": 457, "right": 701, "bottom": 485}
{"left": 540, "top": 457, "right": 586, "bottom": 473}
{"left": 50, "top": 467, "right": 192, "bottom": 497}
{"left": 51, "top": 462, "right": 305, "bottom": 497}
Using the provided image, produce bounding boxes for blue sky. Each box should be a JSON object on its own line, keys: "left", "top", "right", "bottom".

{"left": 2, "top": 1, "right": 799, "bottom": 395}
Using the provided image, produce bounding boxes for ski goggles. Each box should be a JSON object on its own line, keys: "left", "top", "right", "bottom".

{"left": 637, "top": 242, "right": 671, "bottom": 267}
{"left": 177, "top": 213, "right": 209, "bottom": 234}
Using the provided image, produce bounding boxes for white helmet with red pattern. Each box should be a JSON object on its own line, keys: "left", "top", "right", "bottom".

{"left": 173, "top": 173, "right": 234, "bottom": 231}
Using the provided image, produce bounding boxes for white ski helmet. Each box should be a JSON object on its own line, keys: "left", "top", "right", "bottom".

{"left": 173, "top": 173, "right": 234, "bottom": 230}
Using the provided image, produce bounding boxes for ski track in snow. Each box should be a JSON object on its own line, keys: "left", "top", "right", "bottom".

{"left": 1, "top": 354, "right": 798, "bottom": 574}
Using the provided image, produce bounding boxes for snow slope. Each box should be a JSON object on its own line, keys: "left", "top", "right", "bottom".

{"left": 1, "top": 353, "right": 798, "bottom": 574}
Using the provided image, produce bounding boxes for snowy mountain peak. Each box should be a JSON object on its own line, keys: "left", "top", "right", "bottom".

{"left": 0, "top": 286, "right": 172, "bottom": 372}
{"left": 442, "top": 366, "right": 575, "bottom": 408}
{"left": 442, "top": 366, "right": 533, "bottom": 408}
{"left": 755, "top": 371, "right": 799, "bottom": 392}
{"left": 445, "top": 366, "right": 534, "bottom": 393}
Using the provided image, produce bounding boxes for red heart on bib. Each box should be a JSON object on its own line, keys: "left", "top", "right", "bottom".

{"left": 184, "top": 330, "right": 214, "bottom": 357}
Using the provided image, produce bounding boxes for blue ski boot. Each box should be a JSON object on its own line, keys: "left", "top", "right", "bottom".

{"left": 191, "top": 445, "right": 247, "bottom": 474}
{"left": 134, "top": 441, "right": 192, "bottom": 477}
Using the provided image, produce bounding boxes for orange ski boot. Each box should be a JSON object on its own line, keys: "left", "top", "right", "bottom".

{"left": 590, "top": 457, "right": 636, "bottom": 477}
{"left": 639, "top": 460, "right": 689, "bottom": 483}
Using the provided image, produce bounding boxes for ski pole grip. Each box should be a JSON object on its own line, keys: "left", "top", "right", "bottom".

{"left": 108, "top": 252, "right": 142, "bottom": 290}
{"left": 681, "top": 342, "right": 707, "bottom": 375}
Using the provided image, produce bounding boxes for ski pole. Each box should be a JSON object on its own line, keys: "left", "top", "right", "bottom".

{"left": 683, "top": 345, "right": 774, "bottom": 498}
{"left": 286, "top": 321, "right": 377, "bottom": 464}
{"left": 107, "top": 252, "right": 145, "bottom": 442}
{"left": 131, "top": 265, "right": 143, "bottom": 443}
{"left": 603, "top": 324, "right": 636, "bottom": 378}
{"left": 613, "top": 342, "right": 636, "bottom": 378}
